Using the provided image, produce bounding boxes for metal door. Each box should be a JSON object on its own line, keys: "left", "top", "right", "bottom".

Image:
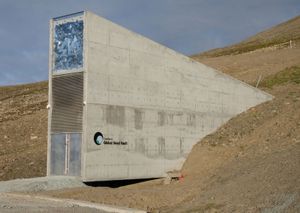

{"left": 68, "top": 133, "right": 81, "bottom": 176}
{"left": 50, "top": 133, "right": 81, "bottom": 176}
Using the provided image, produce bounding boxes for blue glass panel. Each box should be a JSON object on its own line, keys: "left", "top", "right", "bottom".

{"left": 54, "top": 20, "right": 83, "bottom": 71}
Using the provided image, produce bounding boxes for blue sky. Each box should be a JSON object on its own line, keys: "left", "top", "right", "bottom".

{"left": 0, "top": 0, "right": 299, "bottom": 85}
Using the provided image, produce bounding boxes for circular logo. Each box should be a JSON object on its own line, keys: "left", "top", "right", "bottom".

{"left": 94, "top": 132, "right": 104, "bottom": 145}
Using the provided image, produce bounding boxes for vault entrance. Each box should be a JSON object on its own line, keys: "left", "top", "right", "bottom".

{"left": 49, "top": 73, "right": 84, "bottom": 177}
{"left": 50, "top": 133, "right": 81, "bottom": 176}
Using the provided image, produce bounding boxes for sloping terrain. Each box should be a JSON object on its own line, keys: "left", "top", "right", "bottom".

{"left": 172, "top": 82, "right": 300, "bottom": 212}
{"left": 192, "top": 16, "right": 300, "bottom": 85}
{"left": 0, "top": 82, "right": 47, "bottom": 180}
{"left": 0, "top": 14, "right": 299, "bottom": 212}
{"left": 195, "top": 45, "right": 300, "bottom": 85}
{"left": 193, "top": 15, "right": 300, "bottom": 58}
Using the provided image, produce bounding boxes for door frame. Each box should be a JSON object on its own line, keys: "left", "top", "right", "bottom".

{"left": 49, "top": 132, "right": 82, "bottom": 176}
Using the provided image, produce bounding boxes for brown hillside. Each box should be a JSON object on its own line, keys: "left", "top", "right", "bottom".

{"left": 0, "top": 82, "right": 48, "bottom": 180}
{"left": 196, "top": 45, "right": 300, "bottom": 85}
{"left": 193, "top": 15, "right": 300, "bottom": 58}
{"left": 192, "top": 15, "right": 300, "bottom": 85}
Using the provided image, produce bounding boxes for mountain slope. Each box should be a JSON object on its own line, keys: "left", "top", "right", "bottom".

{"left": 192, "top": 15, "right": 300, "bottom": 85}
{"left": 193, "top": 15, "right": 300, "bottom": 58}
{"left": 0, "top": 82, "right": 48, "bottom": 180}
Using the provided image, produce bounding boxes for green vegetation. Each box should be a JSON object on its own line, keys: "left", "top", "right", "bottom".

{"left": 260, "top": 66, "right": 300, "bottom": 88}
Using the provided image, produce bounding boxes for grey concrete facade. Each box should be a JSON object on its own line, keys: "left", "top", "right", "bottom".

{"left": 47, "top": 11, "right": 273, "bottom": 181}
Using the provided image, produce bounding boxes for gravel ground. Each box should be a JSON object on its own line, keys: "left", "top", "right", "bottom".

{"left": 0, "top": 177, "right": 146, "bottom": 213}
{"left": 0, "top": 176, "right": 85, "bottom": 193}
{"left": 0, "top": 193, "right": 105, "bottom": 213}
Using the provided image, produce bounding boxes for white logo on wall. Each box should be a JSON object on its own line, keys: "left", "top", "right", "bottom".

{"left": 94, "top": 132, "right": 103, "bottom": 145}
{"left": 93, "top": 132, "right": 128, "bottom": 146}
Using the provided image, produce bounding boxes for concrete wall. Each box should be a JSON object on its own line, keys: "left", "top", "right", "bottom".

{"left": 82, "top": 11, "right": 272, "bottom": 181}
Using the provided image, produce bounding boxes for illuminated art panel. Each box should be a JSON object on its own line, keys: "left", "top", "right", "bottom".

{"left": 53, "top": 18, "right": 83, "bottom": 71}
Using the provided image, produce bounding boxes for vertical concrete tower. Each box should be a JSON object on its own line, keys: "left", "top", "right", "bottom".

{"left": 47, "top": 11, "right": 272, "bottom": 181}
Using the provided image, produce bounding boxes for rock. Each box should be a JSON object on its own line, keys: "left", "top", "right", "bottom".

{"left": 30, "top": 136, "right": 38, "bottom": 140}
{"left": 1, "top": 205, "right": 13, "bottom": 209}
{"left": 163, "top": 176, "right": 171, "bottom": 185}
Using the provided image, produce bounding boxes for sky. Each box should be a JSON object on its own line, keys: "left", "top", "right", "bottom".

{"left": 0, "top": 0, "right": 299, "bottom": 86}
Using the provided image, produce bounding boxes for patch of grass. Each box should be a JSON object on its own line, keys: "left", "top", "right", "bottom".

{"left": 260, "top": 66, "right": 300, "bottom": 88}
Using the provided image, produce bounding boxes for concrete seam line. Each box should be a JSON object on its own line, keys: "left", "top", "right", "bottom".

{"left": 2, "top": 193, "right": 146, "bottom": 213}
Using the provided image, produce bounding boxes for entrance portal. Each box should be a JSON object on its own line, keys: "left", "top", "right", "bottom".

{"left": 50, "top": 133, "right": 81, "bottom": 176}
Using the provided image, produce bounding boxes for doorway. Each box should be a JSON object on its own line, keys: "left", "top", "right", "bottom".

{"left": 50, "top": 133, "right": 81, "bottom": 176}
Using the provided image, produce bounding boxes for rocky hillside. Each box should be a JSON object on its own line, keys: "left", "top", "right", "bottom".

{"left": 192, "top": 15, "right": 300, "bottom": 58}
{"left": 0, "top": 82, "right": 48, "bottom": 180}
{"left": 192, "top": 15, "right": 300, "bottom": 85}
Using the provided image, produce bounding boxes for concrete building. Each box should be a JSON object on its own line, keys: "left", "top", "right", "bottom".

{"left": 47, "top": 11, "right": 272, "bottom": 181}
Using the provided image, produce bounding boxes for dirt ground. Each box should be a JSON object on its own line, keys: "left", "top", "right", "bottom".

{"left": 0, "top": 193, "right": 119, "bottom": 213}
{"left": 0, "top": 82, "right": 47, "bottom": 181}
{"left": 196, "top": 43, "right": 300, "bottom": 85}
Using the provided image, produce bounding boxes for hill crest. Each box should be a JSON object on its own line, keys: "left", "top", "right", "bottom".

{"left": 192, "top": 15, "right": 300, "bottom": 58}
